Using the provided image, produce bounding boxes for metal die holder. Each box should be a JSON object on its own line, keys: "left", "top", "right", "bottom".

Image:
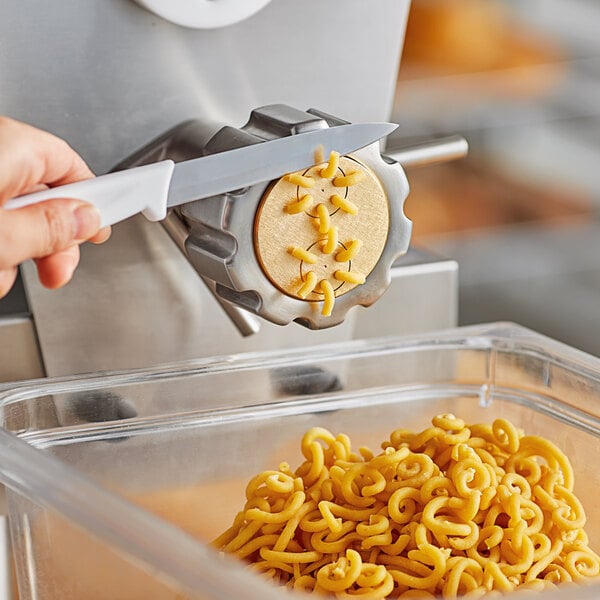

{"left": 179, "top": 105, "right": 412, "bottom": 330}
{"left": 114, "top": 105, "right": 467, "bottom": 333}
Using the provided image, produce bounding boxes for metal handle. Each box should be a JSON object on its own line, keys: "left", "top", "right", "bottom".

{"left": 385, "top": 135, "right": 468, "bottom": 169}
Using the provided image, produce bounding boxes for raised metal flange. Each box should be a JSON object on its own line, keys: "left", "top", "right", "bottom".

{"left": 179, "top": 104, "right": 412, "bottom": 329}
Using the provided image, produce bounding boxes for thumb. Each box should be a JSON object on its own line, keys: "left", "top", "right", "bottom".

{"left": 0, "top": 199, "right": 101, "bottom": 269}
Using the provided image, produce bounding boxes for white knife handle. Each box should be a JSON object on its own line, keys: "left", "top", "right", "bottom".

{"left": 3, "top": 160, "right": 176, "bottom": 228}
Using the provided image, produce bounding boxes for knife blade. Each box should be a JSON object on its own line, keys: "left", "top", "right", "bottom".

{"left": 4, "top": 122, "right": 397, "bottom": 228}
{"left": 166, "top": 121, "right": 396, "bottom": 208}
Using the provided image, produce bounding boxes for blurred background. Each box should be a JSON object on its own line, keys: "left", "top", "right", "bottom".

{"left": 388, "top": 0, "right": 600, "bottom": 356}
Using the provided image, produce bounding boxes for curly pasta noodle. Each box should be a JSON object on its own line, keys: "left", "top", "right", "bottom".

{"left": 315, "top": 203, "right": 331, "bottom": 235}
{"left": 331, "top": 194, "right": 358, "bottom": 216}
{"left": 286, "top": 193, "right": 314, "bottom": 215}
{"left": 213, "top": 415, "right": 600, "bottom": 598}
{"left": 297, "top": 272, "right": 318, "bottom": 299}
{"left": 287, "top": 173, "right": 315, "bottom": 188}
{"left": 318, "top": 280, "right": 335, "bottom": 317}
{"left": 333, "top": 171, "right": 365, "bottom": 187}
{"left": 334, "top": 270, "right": 366, "bottom": 285}
{"left": 288, "top": 246, "right": 318, "bottom": 265}
{"left": 321, "top": 226, "right": 339, "bottom": 255}
{"left": 335, "top": 240, "right": 362, "bottom": 263}
{"left": 321, "top": 151, "right": 341, "bottom": 179}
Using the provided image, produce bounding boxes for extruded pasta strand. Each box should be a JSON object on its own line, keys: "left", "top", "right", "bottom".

{"left": 330, "top": 193, "right": 358, "bottom": 215}
{"left": 321, "top": 226, "right": 338, "bottom": 255}
{"left": 285, "top": 193, "right": 313, "bottom": 215}
{"left": 318, "top": 280, "right": 335, "bottom": 317}
{"left": 335, "top": 239, "right": 363, "bottom": 263}
{"left": 333, "top": 171, "right": 365, "bottom": 188}
{"left": 288, "top": 246, "right": 318, "bottom": 264}
{"left": 320, "top": 151, "right": 340, "bottom": 179}
{"left": 297, "top": 272, "right": 317, "bottom": 299}
{"left": 315, "top": 203, "right": 331, "bottom": 235}
{"left": 334, "top": 270, "right": 366, "bottom": 285}
{"left": 286, "top": 173, "right": 315, "bottom": 188}
{"left": 313, "top": 145, "right": 325, "bottom": 165}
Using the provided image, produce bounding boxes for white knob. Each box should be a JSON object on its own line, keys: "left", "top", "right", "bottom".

{"left": 133, "top": 0, "right": 272, "bottom": 29}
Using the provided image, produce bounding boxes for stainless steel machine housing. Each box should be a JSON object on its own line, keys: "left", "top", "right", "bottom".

{"left": 0, "top": 0, "right": 458, "bottom": 379}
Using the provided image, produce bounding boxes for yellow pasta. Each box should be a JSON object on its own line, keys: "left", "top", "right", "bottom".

{"left": 334, "top": 270, "right": 365, "bottom": 285}
{"left": 288, "top": 246, "right": 318, "bottom": 264}
{"left": 333, "top": 171, "right": 365, "bottom": 187}
{"left": 281, "top": 151, "right": 371, "bottom": 312}
{"left": 285, "top": 193, "right": 313, "bottom": 215}
{"left": 335, "top": 239, "right": 363, "bottom": 263}
{"left": 321, "top": 226, "right": 338, "bottom": 255}
{"left": 314, "top": 145, "right": 325, "bottom": 165}
{"left": 331, "top": 193, "right": 359, "bottom": 215}
{"left": 214, "top": 416, "right": 600, "bottom": 598}
{"left": 286, "top": 173, "right": 315, "bottom": 188}
{"left": 320, "top": 151, "right": 340, "bottom": 179}
{"left": 297, "top": 272, "right": 318, "bottom": 299}
{"left": 315, "top": 203, "right": 331, "bottom": 235}
{"left": 318, "top": 279, "right": 335, "bottom": 317}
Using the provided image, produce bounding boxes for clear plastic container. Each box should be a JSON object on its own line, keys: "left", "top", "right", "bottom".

{"left": 0, "top": 322, "right": 599, "bottom": 599}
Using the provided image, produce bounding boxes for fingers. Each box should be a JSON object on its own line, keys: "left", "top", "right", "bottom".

{"left": 0, "top": 198, "right": 101, "bottom": 270}
{"left": 0, "top": 117, "right": 95, "bottom": 203}
{"left": 0, "top": 117, "right": 109, "bottom": 299}
{"left": 36, "top": 245, "right": 80, "bottom": 289}
{"left": 0, "top": 267, "right": 18, "bottom": 299}
{"left": 89, "top": 226, "right": 112, "bottom": 245}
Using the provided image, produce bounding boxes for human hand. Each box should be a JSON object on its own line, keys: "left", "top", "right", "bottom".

{"left": 0, "top": 117, "right": 110, "bottom": 298}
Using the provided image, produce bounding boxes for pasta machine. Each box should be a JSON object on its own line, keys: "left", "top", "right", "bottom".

{"left": 0, "top": 3, "right": 469, "bottom": 597}
{"left": 0, "top": 0, "right": 464, "bottom": 376}
{"left": 113, "top": 104, "right": 413, "bottom": 330}
{"left": 116, "top": 104, "right": 460, "bottom": 333}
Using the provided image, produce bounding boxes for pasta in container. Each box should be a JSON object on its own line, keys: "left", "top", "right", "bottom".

{"left": 3, "top": 323, "right": 600, "bottom": 600}
{"left": 213, "top": 416, "right": 600, "bottom": 598}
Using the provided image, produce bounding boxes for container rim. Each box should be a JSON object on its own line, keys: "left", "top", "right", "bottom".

{"left": 2, "top": 321, "right": 600, "bottom": 408}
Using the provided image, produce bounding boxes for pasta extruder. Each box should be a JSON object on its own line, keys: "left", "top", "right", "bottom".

{"left": 114, "top": 104, "right": 465, "bottom": 333}
{"left": 0, "top": 0, "right": 463, "bottom": 377}
{"left": 0, "top": 2, "right": 466, "bottom": 597}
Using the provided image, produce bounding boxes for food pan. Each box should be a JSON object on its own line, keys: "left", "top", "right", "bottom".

{"left": 0, "top": 322, "right": 598, "bottom": 599}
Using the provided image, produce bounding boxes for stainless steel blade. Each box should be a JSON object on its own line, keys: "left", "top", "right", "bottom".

{"left": 166, "top": 122, "right": 397, "bottom": 207}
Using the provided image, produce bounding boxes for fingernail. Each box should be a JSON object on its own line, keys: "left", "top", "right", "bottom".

{"left": 63, "top": 253, "right": 80, "bottom": 283}
{"left": 73, "top": 205, "right": 101, "bottom": 240}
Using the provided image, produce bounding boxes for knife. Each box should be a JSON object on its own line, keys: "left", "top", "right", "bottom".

{"left": 4, "top": 122, "right": 397, "bottom": 228}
